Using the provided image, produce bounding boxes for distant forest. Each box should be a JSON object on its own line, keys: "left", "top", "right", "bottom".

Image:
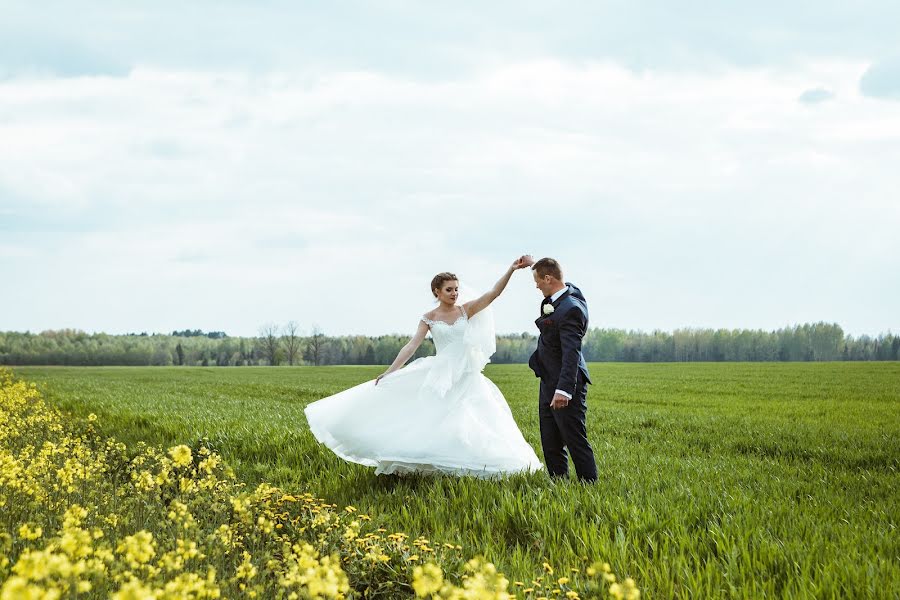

{"left": 1, "top": 322, "right": 897, "bottom": 366}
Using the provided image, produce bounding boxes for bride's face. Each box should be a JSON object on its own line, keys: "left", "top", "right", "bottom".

{"left": 434, "top": 281, "right": 459, "bottom": 305}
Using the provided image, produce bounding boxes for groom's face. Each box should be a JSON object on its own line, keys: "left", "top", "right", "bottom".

{"left": 533, "top": 271, "right": 554, "bottom": 298}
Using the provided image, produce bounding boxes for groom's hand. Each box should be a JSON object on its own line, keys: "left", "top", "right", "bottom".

{"left": 550, "top": 393, "right": 569, "bottom": 409}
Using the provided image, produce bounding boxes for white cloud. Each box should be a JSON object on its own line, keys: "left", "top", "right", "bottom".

{"left": 860, "top": 56, "right": 900, "bottom": 100}
{"left": 1, "top": 55, "right": 898, "bottom": 337}
{"left": 798, "top": 88, "right": 835, "bottom": 104}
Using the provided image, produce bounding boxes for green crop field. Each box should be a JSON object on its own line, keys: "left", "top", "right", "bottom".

{"left": 12, "top": 362, "right": 900, "bottom": 599}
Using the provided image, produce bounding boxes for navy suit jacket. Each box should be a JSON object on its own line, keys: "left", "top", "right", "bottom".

{"left": 528, "top": 283, "right": 592, "bottom": 396}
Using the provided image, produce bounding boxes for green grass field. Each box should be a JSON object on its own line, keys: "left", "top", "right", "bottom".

{"left": 12, "top": 363, "right": 900, "bottom": 599}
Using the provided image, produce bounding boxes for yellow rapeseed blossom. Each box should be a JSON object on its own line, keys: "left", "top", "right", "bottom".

{"left": 168, "top": 444, "right": 193, "bottom": 468}
{"left": 213, "top": 524, "right": 236, "bottom": 549}
{"left": 279, "top": 543, "right": 349, "bottom": 599}
{"left": 133, "top": 470, "right": 156, "bottom": 491}
{"left": 623, "top": 578, "right": 640, "bottom": 600}
{"left": 116, "top": 531, "right": 156, "bottom": 567}
{"left": 235, "top": 551, "right": 257, "bottom": 581}
{"left": 18, "top": 523, "right": 43, "bottom": 540}
{"left": 62, "top": 504, "right": 88, "bottom": 528}
{"left": 412, "top": 563, "right": 444, "bottom": 597}
{"left": 199, "top": 454, "right": 220, "bottom": 475}
{"left": 609, "top": 582, "right": 623, "bottom": 600}
{"left": 58, "top": 526, "right": 93, "bottom": 559}
{"left": 0, "top": 370, "right": 638, "bottom": 600}
{"left": 0, "top": 576, "right": 49, "bottom": 600}
{"left": 112, "top": 578, "right": 158, "bottom": 600}
{"left": 342, "top": 520, "right": 360, "bottom": 542}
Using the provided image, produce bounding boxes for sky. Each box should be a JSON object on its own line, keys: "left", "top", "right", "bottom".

{"left": 1, "top": 1, "right": 899, "bottom": 338}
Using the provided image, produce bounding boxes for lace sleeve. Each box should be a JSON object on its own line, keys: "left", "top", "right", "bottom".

{"left": 420, "top": 315, "right": 434, "bottom": 327}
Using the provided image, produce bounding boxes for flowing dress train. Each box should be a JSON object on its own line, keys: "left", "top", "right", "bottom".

{"left": 304, "top": 306, "right": 543, "bottom": 477}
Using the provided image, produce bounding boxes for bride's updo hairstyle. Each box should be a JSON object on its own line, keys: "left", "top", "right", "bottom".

{"left": 431, "top": 272, "right": 458, "bottom": 298}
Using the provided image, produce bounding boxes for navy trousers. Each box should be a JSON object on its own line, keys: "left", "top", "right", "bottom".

{"left": 538, "top": 376, "right": 598, "bottom": 482}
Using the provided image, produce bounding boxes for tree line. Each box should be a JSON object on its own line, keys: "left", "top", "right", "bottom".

{"left": 0, "top": 322, "right": 897, "bottom": 366}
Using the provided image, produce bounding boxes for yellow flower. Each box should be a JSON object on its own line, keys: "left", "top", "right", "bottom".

{"left": 412, "top": 563, "right": 444, "bottom": 597}
{"left": 609, "top": 583, "right": 624, "bottom": 600}
{"left": 63, "top": 505, "right": 88, "bottom": 528}
{"left": 112, "top": 578, "right": 158, "bottom": 600}
{"left": 0, "top": 372, "right": 640, "bottom": 600}
{"left": 59, "top": 527, "right": 93, "bottom": 559}
{"left": 235, "top": 552, "right": 257, "bottom": 581}
{"left": 134, "top": 470, "right": 156, "bottom": 491}
{"left": 116, "top": 531, "right": 156, "bottom": 567}
{"left": 168, "top": 444, "right": 192, "bottom": 467}
{"left": 342, "top": 520, "right": 360, "bottom": 542}
{"left": 199, "top": 454, "right": 220, "bottom": 474}
{"left": 1, "top": 576, "right": 47, "bottom": 600}
{"left": 623, "top": 578, "right": 640, "bottom": 600}
{"left": 18, "top": 524, "right": 42, "bottom": 540}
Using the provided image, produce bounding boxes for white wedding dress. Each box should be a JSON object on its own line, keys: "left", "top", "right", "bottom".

{"left": 304, "top": 304, "right": 543, "bottom": 477}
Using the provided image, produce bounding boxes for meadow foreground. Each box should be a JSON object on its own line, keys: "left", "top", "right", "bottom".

{"left": 13, "top": 362, "right": 900, "bottom": 598}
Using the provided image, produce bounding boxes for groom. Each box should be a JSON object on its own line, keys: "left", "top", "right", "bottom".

{"left": 525, "top": 257, "right": 598, "bottom": 482}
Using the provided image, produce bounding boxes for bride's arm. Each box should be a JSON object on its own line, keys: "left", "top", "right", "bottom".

{"left": 375, "top": 320, "right": 431, "bottom": 385}
{"left": 463, "top": 255, "right": 532, "bottom": 318}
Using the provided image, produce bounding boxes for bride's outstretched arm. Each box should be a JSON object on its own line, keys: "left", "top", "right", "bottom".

{"left": 375, "top": 320, "right": 430, "bottom": 385}
{"left": 464, "top": 255, "right": 533, "bottom": 318}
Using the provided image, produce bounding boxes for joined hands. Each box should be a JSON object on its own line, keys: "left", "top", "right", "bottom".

{"left": 513, "top": 255, "right": 534, "bottom": 270}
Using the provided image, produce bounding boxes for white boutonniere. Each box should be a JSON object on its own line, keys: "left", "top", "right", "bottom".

{"left": 543, "top": 304, "right": 555, "bottom": 315}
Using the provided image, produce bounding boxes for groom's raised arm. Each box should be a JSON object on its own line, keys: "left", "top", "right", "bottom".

{"left": 556, "top": 306, "right": 587, "bottom": 396}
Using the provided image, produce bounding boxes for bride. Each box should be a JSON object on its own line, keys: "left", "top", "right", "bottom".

{"left": 304, "top": 256, "right": 543, "bottom": 477}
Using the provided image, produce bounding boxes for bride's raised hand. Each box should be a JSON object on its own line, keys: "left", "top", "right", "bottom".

{"left": 514, "top": 255, "right": 534, "bottom": 270}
